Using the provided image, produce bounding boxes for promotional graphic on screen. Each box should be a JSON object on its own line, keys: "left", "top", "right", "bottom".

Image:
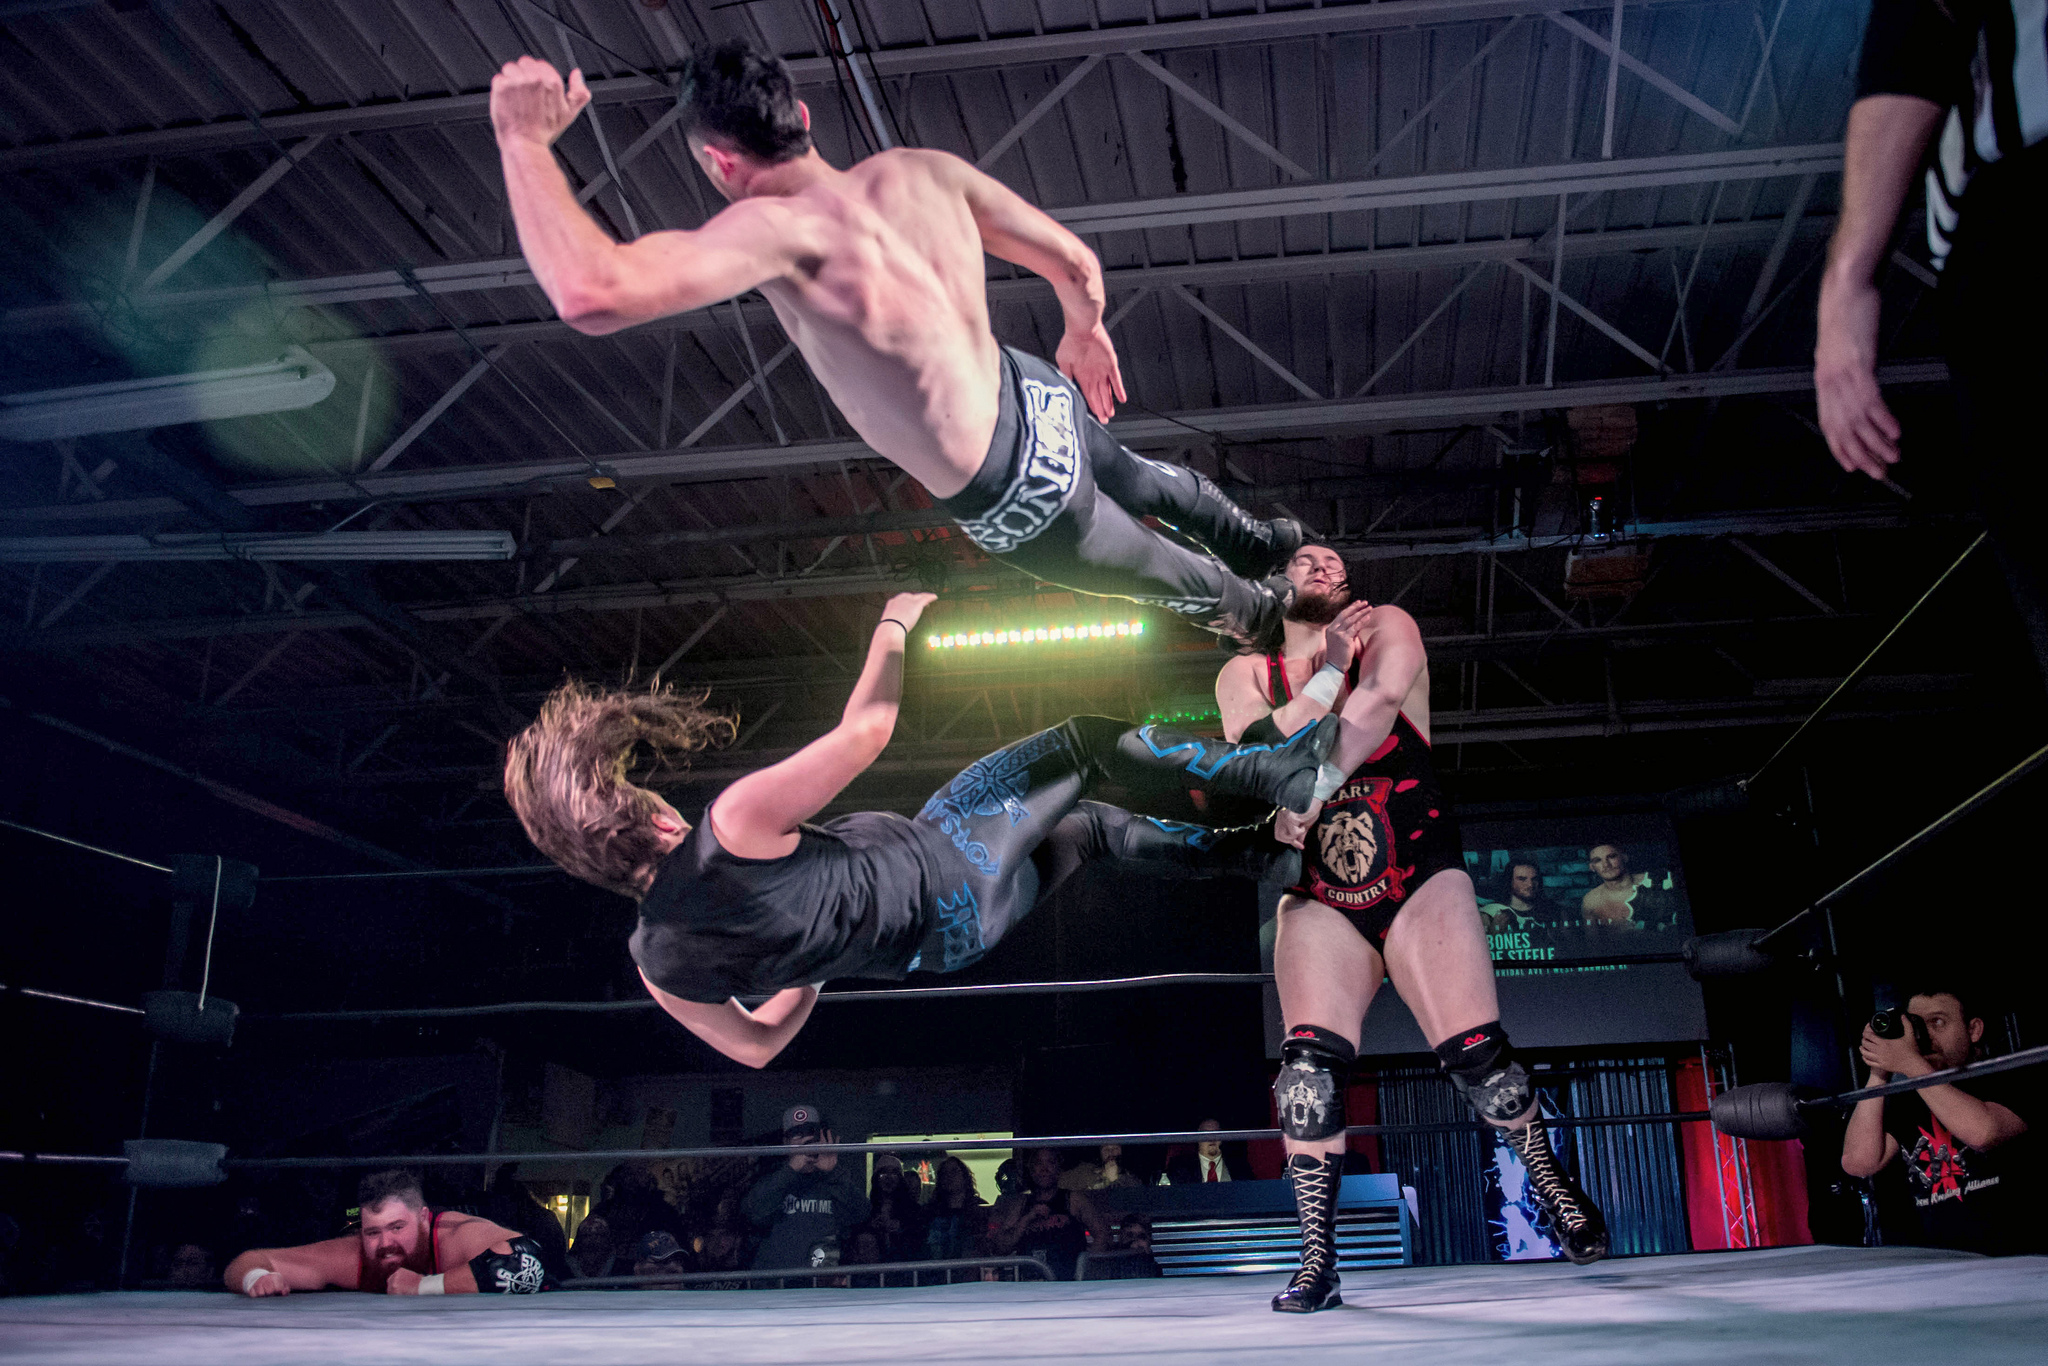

{"left": 1264, "top": 810, "right": 1709, "bottom": 1056}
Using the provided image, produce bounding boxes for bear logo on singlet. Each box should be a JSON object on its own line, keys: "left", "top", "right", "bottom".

{"left": 953, "top": 378, "right": 1080, "bottom": 555}
{"left": 1308, "top": 776, "right": 1408, "bottom": 909}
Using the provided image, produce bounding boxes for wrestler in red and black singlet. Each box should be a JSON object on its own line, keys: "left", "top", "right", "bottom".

{"left": 1259, "top": 651, "right": 1465, "bottom": 945}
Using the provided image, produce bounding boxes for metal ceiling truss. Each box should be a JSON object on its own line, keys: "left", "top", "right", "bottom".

{"left": 0, "top": 1, "right": 1740, "bottom": 172}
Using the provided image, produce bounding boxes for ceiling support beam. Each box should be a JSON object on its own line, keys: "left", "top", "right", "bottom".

{"left": 4, "top": 361, "right": 1948, "bottom": 525}
{"left": 1122, "top": 51, "right": 1313, "bottom": 181}
{"left": 1545, "top": 11, "right": 1742, "bottom": 135}
{"left": 135, "top": 136, "right": 326, "bottom": 292}
{"left": 1504, "top": 257, "right": 1669, "bottom": 374}
{"left": 11, "top": 506, "right": 1922, "bottom": 651}
{"left": 0, "top": 1, "right": 1713, "bottom": 172}
{"left": 2, "top": 217, "right": 1837, "bottom": 342}
{"left": 975, "top": 56, "right": 1103, "bottom": 170}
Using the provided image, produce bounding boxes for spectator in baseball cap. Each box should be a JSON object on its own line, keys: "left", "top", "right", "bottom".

{"left": 742, "top": 1103, "right": 870, "bottom": 1271}
{"left": 630, "top": 1229, "right": 690, "bottom": 1284}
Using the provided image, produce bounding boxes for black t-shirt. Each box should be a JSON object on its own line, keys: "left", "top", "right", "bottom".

{"left": 1857, "top": 2, "right": 2048, "bottom": 266}
{"left": 1881, "top": 1070, "right": 2034, "bottom": 1255}
{"left": 629, "top": 806, "right": 947, "bottom": 1004}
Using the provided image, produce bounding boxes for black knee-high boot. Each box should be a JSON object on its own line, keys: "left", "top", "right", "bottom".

{"left": 1055, "top": 714, "right": 1338, "bottom": 814}
{"left": 1272, "top": 1153, "right": 1343, "bottom": 1313}
{"left": 1102, "top": 804, "right": 1303, "bottom": 887}
{"left": 1502, "top": 1119, "right": 1609, "bottom": 1265}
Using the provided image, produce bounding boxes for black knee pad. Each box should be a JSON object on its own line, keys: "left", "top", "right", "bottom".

{"left": 1434, "top": 1021, "right": 1535, "bottom": 1124}
{"left": 1275, "top": 1025, "right": 1354, "bottom": 1142}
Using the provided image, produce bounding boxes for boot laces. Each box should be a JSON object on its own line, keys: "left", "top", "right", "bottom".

{"left": 1510, "top": 1126, "right": 1591, "bottom": 1232}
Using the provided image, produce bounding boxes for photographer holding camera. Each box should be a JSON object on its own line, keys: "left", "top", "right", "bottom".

{"left": 1841, "top": 988, "right": 2033, "bottom": 1255}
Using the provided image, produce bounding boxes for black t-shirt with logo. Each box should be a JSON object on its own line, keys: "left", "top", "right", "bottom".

{"left": 1881, "top": 1071, "right": 2033, "bottom": 1255}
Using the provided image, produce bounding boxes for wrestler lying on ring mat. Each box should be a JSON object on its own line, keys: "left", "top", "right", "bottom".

{"left": 503, "top": 592, "right": 1332, "bottom": 1068}
{"left": 1215, "top": 543, "right": 1610, "bottom": 1312}
{"left": 490, "top": 40, "right": 1300, "bottom": 651}
{"left": 222, "top": 1169, "right": 551, "bottom": 1297}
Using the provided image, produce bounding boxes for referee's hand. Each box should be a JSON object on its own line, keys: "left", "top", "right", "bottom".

{"left": 1815, "top": 273, "right": 1901, "bottom": 481}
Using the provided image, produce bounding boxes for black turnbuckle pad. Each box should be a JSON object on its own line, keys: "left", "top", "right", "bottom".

{"left": 142, "top": 990, "right": 239, "bottom": 1046}
{"left": 1709, "top": 1082, "right": 1815, "bottom": 1141}
{"left": 124, "top": 1139, "right": 228, "bottom": 1188}
{"left": 1682, "top": 929, "right": 1774, "bottom": 980}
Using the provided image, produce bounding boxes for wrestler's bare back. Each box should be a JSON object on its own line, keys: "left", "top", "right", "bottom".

{"left": 744, "top": 150, "right": 1001, "bottom": 498}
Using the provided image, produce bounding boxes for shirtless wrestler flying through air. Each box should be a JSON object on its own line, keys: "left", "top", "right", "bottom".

{"left": 490, "top": 41, "right": 1299, "bottom": 648}
{"left": 222, "top": 1169, "right": 550, "bottom": 1298}
{"left": 503, "top": 593, "right": 1332, "bottom": 1069}
{"left": 1216, "top": 545, "right": 1609, "bottom": 1313}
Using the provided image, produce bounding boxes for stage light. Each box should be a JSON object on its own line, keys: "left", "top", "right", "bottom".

{"left": 0, "top": 347, "right": 336, "bottom": 441}
{"left": 927, "top": 620, "right": 1145, "bottom": 649}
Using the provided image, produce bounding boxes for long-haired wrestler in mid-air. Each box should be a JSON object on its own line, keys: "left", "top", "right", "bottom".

{"left": 490, "top": 40, "right": 1302, "bottom": 651}
{"left": 504, "top": 593, "right": 1334, "bottom": 1067}
{"left": 1214, "top": 545, "right": 1610, "bottom": 1313}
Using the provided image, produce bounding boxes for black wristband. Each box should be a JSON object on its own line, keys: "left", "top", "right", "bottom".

{"left": 877, "top": 618, "right": 909, "bottom": 635}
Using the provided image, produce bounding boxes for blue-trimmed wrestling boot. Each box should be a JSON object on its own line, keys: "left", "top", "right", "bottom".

{"left": 1065, "top": 712, "right": 1337, "bottom": 814}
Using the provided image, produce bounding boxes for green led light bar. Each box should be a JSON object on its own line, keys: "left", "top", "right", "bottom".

{"left": 927, "top": 620, "right": 1145, "bottom": 649}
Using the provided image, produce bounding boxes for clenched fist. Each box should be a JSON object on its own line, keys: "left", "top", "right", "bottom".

{"left": 490, "top": 56, "right": 591, "bottom": 148}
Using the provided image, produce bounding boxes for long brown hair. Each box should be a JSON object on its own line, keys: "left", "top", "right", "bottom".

{"left": 503, "top": 681, "right": 736, "bottom": 898}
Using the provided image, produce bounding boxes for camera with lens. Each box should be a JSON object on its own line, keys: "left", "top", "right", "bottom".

{"left": 1870, "top": 1007, "right": 1932, "bottom": 1055}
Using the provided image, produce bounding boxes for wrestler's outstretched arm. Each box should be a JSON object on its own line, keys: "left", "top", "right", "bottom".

{"left": 491, "top": 57, "right": 804, "bottom": 335}
{"left": 223, "top": 1237, "right": 358, "bottom": 1296}
{"left": 929, "top": 153, "right": 1124, "bottom": 422}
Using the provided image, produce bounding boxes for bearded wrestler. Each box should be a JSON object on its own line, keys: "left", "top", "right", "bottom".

{"left": 222, "top": 1169, "right": 551, "bottom": 1297}
{"left": 1216, "top": 546, "right": 1609, "bottom": 1313}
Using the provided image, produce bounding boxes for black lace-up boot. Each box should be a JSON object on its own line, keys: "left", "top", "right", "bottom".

{"left": 1503, "top": 1118, "right": 1609, "bottom": 1265}
{"left": 1271, "top": 1152, "right": 1343, "bottom": 1312}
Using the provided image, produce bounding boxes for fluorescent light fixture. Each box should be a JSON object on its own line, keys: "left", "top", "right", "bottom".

{"left": 0, "top": 347, "right": 336, "bottom": 442}
{"left": 0, "top": 530, "right": 515, "bottom": 563}
{"left": 928, "top": 620, "right": 1145, "bottom": 649}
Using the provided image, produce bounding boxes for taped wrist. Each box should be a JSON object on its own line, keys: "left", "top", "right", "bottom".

{"left": 1300, "top": 663, "right": 1345, "bottom": 709}
{"left": 417, "top": 1273, "right": 446, "bottom": 1295}
{"left": 470, "top": 1235, "right": 552, "bottom": 1294}
{"left": 1310, "top": 761, "right": 1348, "bottom": 804}
{"left": 1275, "top": 1024, "right": 1355, "bottom": 1141}
{"left": 1434, "top": 1021, "right": 1535, "bottom": 1124}
{"left": 241, "top": 1266, "right": 272, "bottom": 1294}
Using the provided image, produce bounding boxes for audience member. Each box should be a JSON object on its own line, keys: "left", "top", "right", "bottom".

{"left": 741, "top": 1105, "right": 870, "bottom": 1271}
{"left": 923, "top": 1157, "right": 991, "bottom": 1268}
{"left": 1842, "top": 986, "right": 2034, "bottom": 1255}
{"left": 988, "top": 1148, "right": 1109, "bottom": 1281}
{"left": 163, "top": 1242, "right": 215, "bottom": 1290}
{"left": 690, "top": 1224, "right": 748, "bottom": 1291}
{"left": 630, "top": 1229, "right": 690, "bottom": 1283}
{"left": 864, "top": 1154, "right": 927, "bottom": 1263}
{"left": 1167, "top": 1120, "right": 1252, "bottom": 1184}
{"left": 586, "top": 1163, "right": 685, "bottom": 1261}
{"left": 1060, "top": 1144, "right": 1144, "bottom": 1191}
{"left": 1113, "top": 1214, "right": 1154, "bottom": 1255}
{"left": 567, "top": 1215, "right": 618, "bottom": 1280}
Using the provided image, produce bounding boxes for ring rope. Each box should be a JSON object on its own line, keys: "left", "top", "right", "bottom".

{"left": 196, "top": 855, "right": 223, "bottom": 1012}
{"left": 1756, "top": 736, "right": 2048, "bottom": 951}
{"left": 1745, "top": 531, "right": 1985, "bottom": 793}
{"left": 0, "top": 984, "right": 143, "bottom": 1016}
{"left": 17, "top": 1046, "right": 2048, "bottom": 1173}
{"left": 259, "top": 865, "right": 560, "bottom": 883}
{"left": 0, "top": 818, "right": 172, "bottom": 875}
{"left": 563, "top": 1256, "right": 1055, "bottom": 1289}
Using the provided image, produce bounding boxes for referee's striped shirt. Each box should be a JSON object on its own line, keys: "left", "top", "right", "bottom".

{"left": 1858, "top": 0, "right": 2048, "bottom": 268}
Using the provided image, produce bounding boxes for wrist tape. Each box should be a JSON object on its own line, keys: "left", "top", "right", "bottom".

{"left": 418, "top": 1273, "right": 446, "bottom": 1295}
{"left": 242, "top": 1267, "right": 272, "bottom": 1294}
{"left": 1300, "top": 663, "right": 1344, "bottom": 709}
{"left": 1311, "top": 760, "right": 1347, "bottom": 804}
